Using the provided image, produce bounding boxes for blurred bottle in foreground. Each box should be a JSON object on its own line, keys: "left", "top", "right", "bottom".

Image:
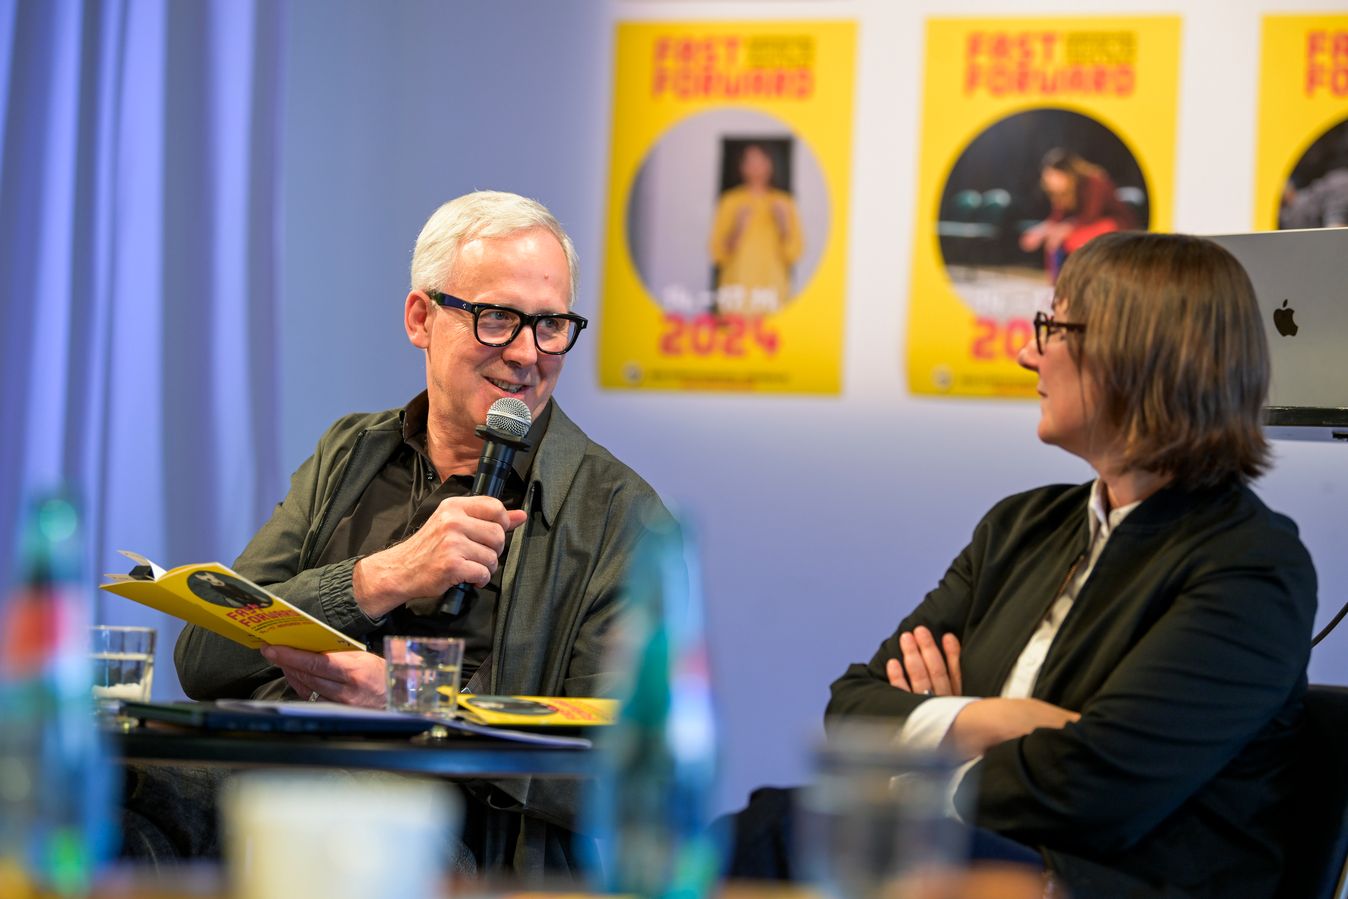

{"left": 0, "top": 493, "right": 116, "bottom": 896}
{"left": 585, "top": 520, "right": 725, "bottom": 899}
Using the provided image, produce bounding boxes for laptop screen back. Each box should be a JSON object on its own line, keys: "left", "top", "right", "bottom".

{"left": 1207, "top": 229, "right": 1348, "bottom": 439}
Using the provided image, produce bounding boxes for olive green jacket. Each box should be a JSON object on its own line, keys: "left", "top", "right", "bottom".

{"left": 174, "top": 399, "right": 669, "bottom": 877}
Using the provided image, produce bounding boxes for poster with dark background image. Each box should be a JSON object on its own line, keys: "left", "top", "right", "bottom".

{"left": 906, "top": 16, "right": 1179, "bottom": 398}
{"left": 1255, "top": 15, "right": 1348, "bottom": 231}
{"left": 937, "top": 107, "right": 1149, "bottom": 322}
{"left": 1278, "top": 117, "right": 1348, "bottom": 229}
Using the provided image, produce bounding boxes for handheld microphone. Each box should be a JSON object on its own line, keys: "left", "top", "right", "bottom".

{"left": 437, "top": 397, "right": 533, "bottom": 616}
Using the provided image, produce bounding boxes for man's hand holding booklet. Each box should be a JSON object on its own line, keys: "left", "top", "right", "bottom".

{"left": 100, "top": 551, "right": 362, "bottom": 652}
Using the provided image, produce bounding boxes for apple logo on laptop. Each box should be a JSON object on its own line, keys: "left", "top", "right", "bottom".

{"left": 1273, "top": 299, "right": 1299, "bottom": 337}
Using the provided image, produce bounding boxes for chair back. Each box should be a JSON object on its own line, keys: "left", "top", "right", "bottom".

{"left": 1276, "top": 684, "right": 1348, "bottom": 899}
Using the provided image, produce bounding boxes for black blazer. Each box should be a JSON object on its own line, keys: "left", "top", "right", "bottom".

{"left": 828, "top": 481, "right": 1317, "bottom": 898}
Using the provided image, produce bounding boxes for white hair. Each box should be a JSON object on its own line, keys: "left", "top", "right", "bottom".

{"left": 409, "top": 190, "right": 579, "bottom": 305}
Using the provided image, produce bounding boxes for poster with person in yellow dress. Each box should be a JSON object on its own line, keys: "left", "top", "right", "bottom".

{"left": 1256, "top": 15, "right": 1348, "bottom": 231}
{"left": 708, "top": 143, "right": 804, "bottom": 315}
{"left": 906, "top": 17, "right": 1180, "bottom": 399}
{"left": 598, "top": 21, "right": 855, "bottom": 394}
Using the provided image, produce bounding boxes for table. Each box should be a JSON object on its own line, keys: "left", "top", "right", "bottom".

{"left": 74, "top": 869, "right": 1050, "bottom": 899}
{"left": 112, "top": 722, "right": 598, "bottom": 779}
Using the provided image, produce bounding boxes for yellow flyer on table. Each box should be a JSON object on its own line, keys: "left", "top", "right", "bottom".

{"left": 598, "top": 20, "right": 856, "bottom": 394}
{"left": 456, "top": 695, "right": 618, "bottom": 728}
{"left": 1255, "top": 16, "right": 1348, "bottom": 230}
{"left": 907, "top": 17, "right": 1180, "bottom": 398}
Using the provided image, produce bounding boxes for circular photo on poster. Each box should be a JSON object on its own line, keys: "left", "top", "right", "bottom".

{"left": 937, "top": 108, "right": 1150, "bottom": 320}
{"left": 1278, "top": 117, "right": 1348, "bottom": 229}
{"left": 626, "top": 108, "right": 830, "bottom": 316}
{"left": 187, "top": 571, "right": 273, "bottom": 610}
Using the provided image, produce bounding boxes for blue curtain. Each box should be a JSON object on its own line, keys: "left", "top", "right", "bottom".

{"left": 0, "top": 0, "right": 286, "bottom": 697}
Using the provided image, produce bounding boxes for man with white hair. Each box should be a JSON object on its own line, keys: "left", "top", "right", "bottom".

{"left": 162, "top": 191, "right": 668, "bottom": 876}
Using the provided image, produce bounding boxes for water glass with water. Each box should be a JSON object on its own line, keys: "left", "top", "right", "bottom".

{"left": 797, "top": 724, "right": 974, "bottom": 899}
{"left": 90, "top": 625, "right": 156, "bottom": 715}
{"left": 384, "top": 636, "right": 464, "bottom": 719}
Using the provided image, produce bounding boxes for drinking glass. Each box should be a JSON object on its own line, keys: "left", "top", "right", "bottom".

{"left": 90, "top": 625, "right": 156, "bottom": 715}
{"left": 384, "top": 636, "right": 464, "bottom": 719}
{"left": 797, "top": 724, "right": 973, "bottom": 899}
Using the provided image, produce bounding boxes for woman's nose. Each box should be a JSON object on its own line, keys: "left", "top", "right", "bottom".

{"left": 1017, "top": 339, "right": 1040, "bottom": 373}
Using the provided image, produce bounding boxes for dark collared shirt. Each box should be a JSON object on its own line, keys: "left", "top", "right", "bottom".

{"left": 311, "top": 391, "right": 548, "bottom": 684}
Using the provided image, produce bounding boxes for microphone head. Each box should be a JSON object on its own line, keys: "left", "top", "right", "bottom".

{"left": 486, "top": 397, "right": 531, "bottom": 438}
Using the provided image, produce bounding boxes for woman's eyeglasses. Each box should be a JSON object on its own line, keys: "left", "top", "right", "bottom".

{"left": 1033, "top": 311, "right": 1086, "bottom": 354}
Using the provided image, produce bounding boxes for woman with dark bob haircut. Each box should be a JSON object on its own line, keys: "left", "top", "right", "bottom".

{"left": 829, "top": 232, "right": 1317, "bottom": 896}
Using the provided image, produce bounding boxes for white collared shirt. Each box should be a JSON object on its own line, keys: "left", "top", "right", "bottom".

{"left": 896, "top": 480, "right": 1142, "bottom": 764}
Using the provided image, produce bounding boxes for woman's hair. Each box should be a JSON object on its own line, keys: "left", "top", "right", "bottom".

{"left": 1055, "top": 231, "right": 1271, "bottom": 489}
{"left": 1042, "top": 147, "right": 1102, "bottom": 181}
{"left": 410, "top": 190, "right": 579, "bottom": 305}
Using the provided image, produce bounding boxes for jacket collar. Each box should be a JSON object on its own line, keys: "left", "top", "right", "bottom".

{"left": 526, "top": 401, "right": 588, "bottom": 529}
{"left": 396, "top": 391, "right": 550, "bottom": 483}
{"left": 375, "top": 395, "right": 585, "bottom": 530}
{"left": 1113, "top": 480, "right": 1239, "bottom": 535}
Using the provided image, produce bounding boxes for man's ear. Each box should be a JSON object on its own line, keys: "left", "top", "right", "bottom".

{"left": 405, "top": 291, "right": 432, "bottom": 349}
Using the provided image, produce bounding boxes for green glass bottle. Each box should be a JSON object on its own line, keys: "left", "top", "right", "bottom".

{"left": 586, "top": 521, "right": 725, "bottom": 899}
{"left": 0, "top": 493, "right": 115, "bottom": 896}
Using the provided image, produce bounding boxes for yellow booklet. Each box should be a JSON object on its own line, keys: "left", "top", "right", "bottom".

{"left": 455, "top": 694, "right": 618, "bottom": 728}
{"left": 100, "top": 551, "right": 363, "bottom": 653}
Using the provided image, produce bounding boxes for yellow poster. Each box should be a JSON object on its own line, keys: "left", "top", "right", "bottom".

{"left": 907, "top": 17, "right": 1180, "bottom": 398}
{"left": 598, "top": 21, "right": 855, "bottom": 393}
{"left": 1255, "top": 16, "right": 1348, "bottom": 230}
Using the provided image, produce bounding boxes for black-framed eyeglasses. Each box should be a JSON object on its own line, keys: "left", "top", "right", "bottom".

{"left": 429, "top": 292, "right": 588, "bottom": 355}
{"left": 1033, "top": 311, "right": 1086, "bottom": 354}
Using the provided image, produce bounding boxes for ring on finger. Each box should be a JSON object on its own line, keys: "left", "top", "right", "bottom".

{"left": 922, "top": 688, "right": 934, "bottom": 696}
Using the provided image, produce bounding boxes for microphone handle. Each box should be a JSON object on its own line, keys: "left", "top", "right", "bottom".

{"left": 439, "top": 582, "right": 472, "bottom": 617}
{"left": 436, "top": 429, "right": 530, "bottom": 616}
{"left": 437, "top": 452, "right": 510, "bottom": 616}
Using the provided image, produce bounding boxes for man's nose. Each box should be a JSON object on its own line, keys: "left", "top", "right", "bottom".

{"left": 502, "top": 326, "right": 539, "bottom": 365}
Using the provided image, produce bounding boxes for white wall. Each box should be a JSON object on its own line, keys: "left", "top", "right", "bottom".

{"left": 279, "top": 0, "right": 1348, "bottom": 814}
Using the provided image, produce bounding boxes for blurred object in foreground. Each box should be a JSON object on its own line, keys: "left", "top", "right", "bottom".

{"left": 586, "top": 520, "right": 725, "bottom": 898}
{"left": 0, "top": 492, "right": 117, "bottom": 896}
{"left": 222, "top": 771, "right": 461, "bottom": 899}
{"left": 797, "top": 723, "right": 974, "bottom": 899}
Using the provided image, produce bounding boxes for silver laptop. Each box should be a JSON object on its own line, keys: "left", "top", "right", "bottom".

{"left": 1207, "top": 229, "right": 1348, "bottom": 442}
